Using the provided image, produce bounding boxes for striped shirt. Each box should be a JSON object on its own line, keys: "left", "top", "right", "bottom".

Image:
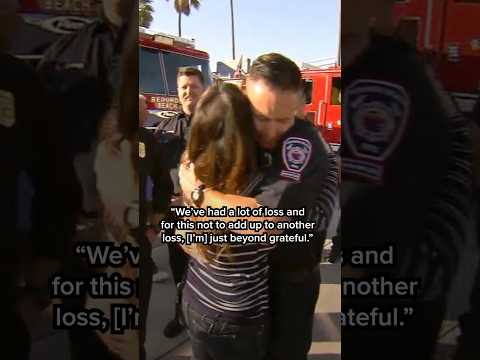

{"left": 183, "top": 242, "right": 276, "bottom": 323}
{"left": 306, "top": 150, "right": 339, "bottom": 233}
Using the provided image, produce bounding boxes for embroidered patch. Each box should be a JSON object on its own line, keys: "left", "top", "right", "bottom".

{"left": 342, "top": 80, "right": 410, "bottom": 183}
{"left": 0, "top": 90, "right": 16, "bottom": 128}
{"left": 281, "top": 137, "right": 312, "bottom": 180}
{"left": 343, "top": 79, "right": 410, "bottom": 162}
{"left": 280, "top": 170, "right": 301, "bottom": 181}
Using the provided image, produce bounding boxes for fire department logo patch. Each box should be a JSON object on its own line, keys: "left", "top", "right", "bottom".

{"left": 0, "top": 90, "right": 16, "bottom": 128}
{"left": 281, "top": 137, "right": 312, "bottom": 181}
{"left": 344, "top": 80, "right": 410, "bottom": 161}
{"left": 342, "top": 80, "right": 410, "bottom": 182}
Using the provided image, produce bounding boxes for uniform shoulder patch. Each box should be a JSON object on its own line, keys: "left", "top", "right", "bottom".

{"left": 0, "top": 90, "right": 16, "bottom": 128}
{"left": 281, "top": 137, "right": 312, "bottom": 181}
{"left": 342, "top": 79, "right": 410, "bottom": 183}
{"left": 343, "top": 79, "right": 410, "bottom": 161}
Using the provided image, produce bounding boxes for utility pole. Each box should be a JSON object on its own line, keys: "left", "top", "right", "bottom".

{"left": 337, "top": 0, "right": 341, "bottom": 66}
{"left": 230, "top": 0, "right": 236, "bottom": 60}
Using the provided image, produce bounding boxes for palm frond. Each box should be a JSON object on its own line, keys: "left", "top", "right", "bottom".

{"left": 169, "top": 0, "right": 201, "bottom": 16}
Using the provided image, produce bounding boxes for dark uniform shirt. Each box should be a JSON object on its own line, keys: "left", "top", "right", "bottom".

{"left": 37, "top": 19, "right": 125, "bottom": 154}
{"left": 253, "top": 118, "right": 339, "bottom": 272}
{"left": 154, "top": 112, "right": 192, "bottom": 196}
{"left": 341, "top": 32, "right": 472, "bottom": 296}
{"left": 1, "top": 53, "right": 79, "bottom": 306}
{"left": 139, "top": 128, "right": 172, "bottom": 214}
{"left": 473, "top": 96, "right": 480, "bottom": 126}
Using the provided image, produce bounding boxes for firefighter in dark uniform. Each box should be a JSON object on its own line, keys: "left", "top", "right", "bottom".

{"left": 254, "top": 119, "right": 339, "bottom": 360}
{"left": 138, "top": 93, "right": 177, "bottom": 359}
{"left": 178, "top": 53, "right": 339, "bottom": 360}
{"left": 2, "top": 1, "right": 79, "bottom": 357}
{"left": 341, "top": 1, "right": 472, "bottom": 359}
{"left": 139, "top": 95, "right": 173, "bottom": 222}
{"left": 454, "top": 96, "right": 480, "bottom": 360}
{"left": 154, "top": 66, "right": 206, "bottom": 338}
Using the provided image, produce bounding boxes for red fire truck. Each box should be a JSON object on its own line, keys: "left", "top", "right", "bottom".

{"left": 139, "top": 29, "right": 212, "bottom": 127}
{"left": 302, "top": 66, "right": 342, "bottom": 149}
{"left": 393, "top": 0, "right": 480, "bottom": 112}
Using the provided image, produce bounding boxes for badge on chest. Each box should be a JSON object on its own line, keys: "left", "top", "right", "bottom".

{"left": 0, "top": 90, "right": 16, "bottom": 128}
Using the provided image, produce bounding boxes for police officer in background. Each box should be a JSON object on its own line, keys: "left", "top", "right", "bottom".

{"left": 154, "top": 66, "right": 206, "bottom": 338}
{"left": 139, "top": 94, "right": 171, "bottom": 284}
{"left": 37, "top": 0, "right": 134, "bottom": 221}
{"left": 1, "top": 0, "right": 79, "bottom": 357}
{"left": 179, "top": 53, "right": 339, "bottom": 360}
{"left": 341, "top": 0, "right": 472, "bottom": 359}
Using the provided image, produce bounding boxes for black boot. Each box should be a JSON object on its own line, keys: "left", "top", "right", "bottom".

{"left": 163, "top": 302, "right": 184, "bottom": 338}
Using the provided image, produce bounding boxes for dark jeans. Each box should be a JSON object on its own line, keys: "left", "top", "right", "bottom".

{"left": 182, "top": 301, "right": 270, "bottom": 360}
{"left": 268, "top": 266, "right": 321, "bottom": 360}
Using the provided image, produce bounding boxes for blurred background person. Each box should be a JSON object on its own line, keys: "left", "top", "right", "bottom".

{"left": 1, "top": 0, "right": 79, "bottom": 358}
{"left": 37, "top": 0, "right": 135, "bottom": 228}
{"left": 341, "top": 0, "right": 472, "bottom": 359}
{"left": 138, "top": 93, "right": 170, "bottom": 283}
{"left": 454, "top": 94, "right": 480, "bottom": 360}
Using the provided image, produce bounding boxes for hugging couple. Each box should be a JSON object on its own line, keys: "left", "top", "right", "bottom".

{"left": 172, "top": 53, "right": 338, "bottom": 360}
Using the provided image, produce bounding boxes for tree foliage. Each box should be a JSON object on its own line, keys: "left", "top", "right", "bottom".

{"left": 139, "top": 0, "right": 154, "bottom": 28}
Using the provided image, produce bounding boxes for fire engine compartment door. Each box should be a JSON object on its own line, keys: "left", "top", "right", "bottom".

{"left": 321, "top": 74, "right": 341, "bottom": 145}
{"left": 302, "top": 78, "right": 316, "bottom": 124}
{"left": 325, "top": 75, "right": 341, "bottom": 130}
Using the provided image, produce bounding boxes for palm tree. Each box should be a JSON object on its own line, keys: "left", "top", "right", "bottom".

{"left": 139, "top": 0, "right": 154, "bottom": 28}
{"left": 166, "top": 0, "right": 201, "bottom": 37}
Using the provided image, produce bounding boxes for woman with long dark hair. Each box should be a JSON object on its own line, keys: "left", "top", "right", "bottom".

{"left": 178, "top": 83, "right": 275, "bottom": 360}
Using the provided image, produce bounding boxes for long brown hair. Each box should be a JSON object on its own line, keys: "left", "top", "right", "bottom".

{"left": 186, "top": 83, "right": 257, "bottom": 262}
{"left": 188, "top": 83, "right": 257, "bottom": 194}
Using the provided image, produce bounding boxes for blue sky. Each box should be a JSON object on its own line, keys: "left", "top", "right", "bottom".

{"left": 151, "top": 0, "right": 340, "bottom": 68}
